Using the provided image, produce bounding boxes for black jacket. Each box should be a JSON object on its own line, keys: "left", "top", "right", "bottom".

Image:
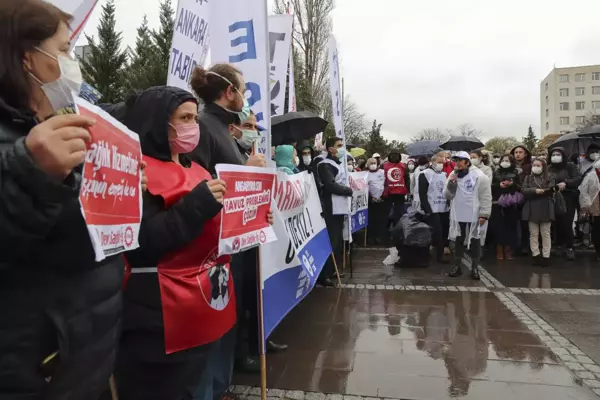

{"left": 114, "top": 87, "right": 223, "bottom": 361}
{"left": 548, "top": 147, "right": 582, "bottom": 197}
{"left": 317, "top": 154, "right": 353, "bottom": 214}
{"left": 191, "top": 103, "right": 245, "bottom": 174}
{"left": 492, "top": 167, "right": 521, "bottom": 201}
{"left": 0, "top": 99, "right": 123, "bottom": 399}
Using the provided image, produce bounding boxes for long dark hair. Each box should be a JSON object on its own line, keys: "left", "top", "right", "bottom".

{"left": 499, "top": 154, "right": 517, "bottom": 170}
{"left": 0, "top": 0, "right": 72, "bottom": 112}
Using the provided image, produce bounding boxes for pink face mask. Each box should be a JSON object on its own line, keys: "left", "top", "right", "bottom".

{"left": 168, "top": 123, "right": 200, "bottom": 154}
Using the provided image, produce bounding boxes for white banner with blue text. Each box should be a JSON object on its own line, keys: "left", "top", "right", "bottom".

{"left": 167, "top": 0, "right": 210, "bottom": 92}
{"left": 260, "top": 171, "right": 332, "bottom": 338}
{"left": 268, "top": 15, "right": 293, "bottom": 117}
{"left": 210, "top": 0, "right": 271, "bottom": 157}
{"left": 343, "top": 171, "right": 369, "bottom": 240}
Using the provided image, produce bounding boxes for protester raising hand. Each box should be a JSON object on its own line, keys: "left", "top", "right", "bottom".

{"left": 247, "top": 153, "right": 266, "bottom": 168}
{"left": 24, "top": 114, "right": 94, "bottom": 180}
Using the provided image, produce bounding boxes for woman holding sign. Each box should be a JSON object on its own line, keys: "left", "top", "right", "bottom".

{"left": 110, "top": 86, "right": 235, "bottom": 399}
{"left": 0, "top": 2, "right": 124, "bottom": 399}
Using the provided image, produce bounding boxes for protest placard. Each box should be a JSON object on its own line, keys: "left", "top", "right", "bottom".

{"left": 75, "top": 97, "right": 143, "bottom": 261}
{"left": 216, "top": 164, "right": 277, "bottom": 255}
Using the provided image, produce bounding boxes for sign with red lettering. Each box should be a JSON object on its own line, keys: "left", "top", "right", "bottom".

{"left": 75, "top": 97, "right": 143, "bottom": 261}
{"left": 216, "top": 164, "right": 277, "bottom": 255}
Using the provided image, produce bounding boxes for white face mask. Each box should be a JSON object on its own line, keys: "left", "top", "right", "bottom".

{"left": 493, "top": 157, "right": 500, "bottom": 164}
{"left": 500, "top": 161, "right": 511, "bottom": 169}
{"left": 531, "top": 166, "right": 543, "bottom": 175}
{"left": 594, "top": 159, "right": 600, "bottom": 170}
{"left": 433, "top": 163, "right": 444, "bottom": 173}
{"left": 471, "top": 158, "right": 481, "bottom": 166}
{"left": 591, "top": 153, "right": 599, "bottom": 161}
{"left": 408, "top": 164, "right": 415, "bottom": 171}
{"left": 302, "top": 155, "right": 312, "bottom": 166}
{"left": 348, "top": 165, "right": 354, "bottom": 172}
{"left": 30, "top": 47, "right": 83, "bottom": 112}
{"left": 551, "top": 155, "right": 563, "bottom": 164}
{"left": 369, "top": 164, "right": 378, "bottom": 171}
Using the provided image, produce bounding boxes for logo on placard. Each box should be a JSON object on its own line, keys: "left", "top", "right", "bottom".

{"left": 259, "top": 230, "right": 267, "bottom": 243}
{"left": 124, "top": 226, "right": 134, "bottom": 247}
{"left": 207, "top": 263, "right": 231, "bottom": 311}
{"left": 232, "top": 237, "right": 241, "bottom": 251}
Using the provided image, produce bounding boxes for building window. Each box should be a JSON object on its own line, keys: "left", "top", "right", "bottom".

{"left": 576, "top": 73, "right": 586, "bottom": 82}
{"left": 560, "top": 88, "right": 569, "bottom": 96}
{"left": 545, "top": 82, "right": 548, "bottom": 92}
{"left": 560, "top": 74, "right": 569, "bottom": 83}
{"left": 546, "top": 96, "right": 549, "bottom": 104}
{"left": 593, "top": 72, "right": 600, "bottom": 81}
{"left": 545, "top": 109, "right": 549, "bottom": 117}
{"left": 576, "top": 101, "right": 585, "bottom": 110}
{"left": 593, "top": 86, "right": 600, "bottom": 95}
{"left": 576, "top": 87, "right": 585, "bottom": 96}
{"left": 576, "top": 116, "right": 586, "bottom": 124}
{"left": 593, "top": 101, "right": 600, "bottom": 109}
{"left": 560, "top": 102, "right": 570, "bottom": 111}
{"left": 560, "top": 117, "right": 570, "bottom": 125}
{"left": 546, "top": 122, "right": 549, "bottom": 131}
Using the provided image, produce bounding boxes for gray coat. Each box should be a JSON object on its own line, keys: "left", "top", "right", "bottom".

{"left": 521, "top": 174, "right": 556, "bottom": 223}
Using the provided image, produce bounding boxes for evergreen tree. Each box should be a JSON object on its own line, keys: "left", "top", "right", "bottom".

{"left": 80, "top": 0, "right": 127, "bottom": 103}
{"left": 125, "top": 16, "right": 161, "bottom": 93}
{"left": 522, "top": 125, "right": 538, "bottom": 151}
{"left": 152, "top": 0, "right": 175, "bottom": 84}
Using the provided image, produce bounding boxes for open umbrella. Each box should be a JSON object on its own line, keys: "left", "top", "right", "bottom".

{"left": 349, "top": 147, "right": 366, "bottom": 158}
{"left": 406, "top": 140, "right": 441, "bottom": 157}
{"left": 271, "top": 111, "right": 328, "bottom": 146}
{"left": 440, "top": 135, "right": 484, "bottom": 152}
{"left": 548, "top": 131, "right": 596, "bottom": 156}
{"left": 578, "top": 125, "right": 600, "bottom": 138}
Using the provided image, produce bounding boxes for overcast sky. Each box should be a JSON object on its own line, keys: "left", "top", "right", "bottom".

{"left": 80, "top": 0, "right": 600, "bottom": 142}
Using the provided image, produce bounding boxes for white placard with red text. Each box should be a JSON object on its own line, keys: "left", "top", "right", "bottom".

{"left": 75, "top": 97, "right": 143, "bottom": 261}
{"left": 216, "top": 164, "right": 277, "bottom": 255}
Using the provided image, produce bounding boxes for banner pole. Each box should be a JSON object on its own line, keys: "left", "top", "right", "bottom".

{"left": 342, "top": 240, "right": 346, "bottom": 271}
{"left": 364, "top": 227, "right": 368, "bottom": 247}
{"left": 331, "top": 252, "right": 343, "bottom": 287}
{"left": 256, "top": 250, "right": 268, "bottom": 400}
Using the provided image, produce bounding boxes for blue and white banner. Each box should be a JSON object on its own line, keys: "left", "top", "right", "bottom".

{"left": 210, "top": 0, "right": 271, "bottom": 157}
{"left": 260, "top": 172, "right": 331, "bottom": 337}
{"left": 167, "top": 0, "right": 210, "bottom": 92}
{"left": 349, "top": 171, "right": 369, "bottom": 233}
{"left": 268, "top": 15, "right": 293, "bottom": 117}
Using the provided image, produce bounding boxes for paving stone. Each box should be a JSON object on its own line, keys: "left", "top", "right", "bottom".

{"left": 594, "top": 389, "right": 600, "bottom": 397}
{"left": 565, "top": 362, "right": 587, "bottom": 371}
{"left": 268, "top": 389, "right": 286, "bottom": 398}
{"left": 325, "top": 395, "right": 344, "bottom": 400}
{"left": 569, "top": 348, "right": 586, "bottom": 356}
{"left": 232, "top": 386, "right": 252, "bottom": 395}
{"left": 247, "top": 396, "right": 261, "bottom": 400}
{"left": 577, "top": 355, "right": 596, "bottom": 364}
{"left": 285, "top": 390, "right": 305, "bottom": 400}
{"left": 587, "top": 365, "right": 600, "bottom": 373}
{"left": 376, "top": 285, "right": 385, "bottom": 290}
{"left": 304, "top": 392, "right": 326, "bottom": 400}
{"left": 576, "top": 370, "right": 596, "bottom": 380}
{"left": 385, "top": 285, "right": 394, "bottom": 290}
{"left": 394, "top": 285, "right": 402, "bottom": 290}
{"left": 365, "top": 284, "right": 375, "bottom": 289}
{"left": 559, "top": 354, "right": 577, "bottom": 363}
{"left": 584, "top": 379, "right": 600, "bottom": 388}
{"left": 345, "top": 284, "right": 356, "bottom": 289}
{"left": 356, "top": 284, "right": 365, "bottom": 289}
{"left": 550, "top": 347, "right": 570, "bottom": 356}
{"left": 343, "top": 396, "right": 363, "bottom": 400}
{"left": 249, "top": 387, "right": 262, "bottom": 395}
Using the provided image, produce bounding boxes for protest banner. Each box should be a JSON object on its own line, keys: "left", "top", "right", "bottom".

{"left": 167, "top": 0, "right": 210, "bottom": 91}
{"left": 327, "top": 35, "right": 351, "bottom": 215}
{"left": 75, "top": 97, "right": 143, "bottom": 261}
{"left": 268, "top": 15, "right": 293, "bottom": 117}
{"left": 50, "top": 0, "right": 98, "bottom": 45}
{"left": 215, "top": 164, "right": 277, "bottom": 255}
{"left": 286, "top": 1, "right": 296, "bottom": 113}
{"left": 210, "top": 0, "right": 271, "bottom": 157}
{"left": 260, "top": 172, "right": 332, "bottom": 337}
{"left": 349, "top": 171, "right": 369, "bottom": 233}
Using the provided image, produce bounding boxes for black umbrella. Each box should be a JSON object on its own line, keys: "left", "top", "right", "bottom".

{"left": 440, "top": 135, "right": 484, "bottom": 152}
{"left": 548, "top": 131, "right": 596, "bottom": 156}
{"left": 406, "top": 140, "right": 441, "bottom": 157}
{"left": 578, "top": 125, "right": 600, "bottom": 138}
{"left": 271, "top": 111, "right": 328, "bottom": 146}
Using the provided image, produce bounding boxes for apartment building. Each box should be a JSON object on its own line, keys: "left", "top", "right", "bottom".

{"left": 540, "top": 65, "right": 600, "bottom": 137}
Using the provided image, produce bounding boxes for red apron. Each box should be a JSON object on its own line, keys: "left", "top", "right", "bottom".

{"left": 383, "top": 161, "right": 408, "bottom": 196}
{"left": 141, "top": 156, "right": 236, "bottom": 354}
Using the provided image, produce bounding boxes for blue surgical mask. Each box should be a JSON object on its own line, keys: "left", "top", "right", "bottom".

{"left": 206, "top": 70, "right": 251, "bottom": 123}
{"left": 337, "top": 148, "right": 346, "bottom": 161}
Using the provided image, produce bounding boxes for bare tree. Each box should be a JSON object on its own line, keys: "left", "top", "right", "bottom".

{"left": 453, "top": 123, "right": 483, "bottom": 138}
{"left": 410, "top": 128, "right": 449, "bottom": 143}
{"left": 484, "top": 136, "right": 520, "bottom": 155}
{"left": 576, "top": 111, "right": 600, "bottom": 131}
{"left": 275, "top": 0, "right": 333, "bottom": 111}
{"left": 342, "top": 96, "right": 368, "bottom": 144}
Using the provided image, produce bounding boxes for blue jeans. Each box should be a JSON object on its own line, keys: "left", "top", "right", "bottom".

{"left": 193, "top": 326, "right": 237, "bottom": 400}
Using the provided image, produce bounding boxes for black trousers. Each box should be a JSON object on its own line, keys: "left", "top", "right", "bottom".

{"left": 592, "top": 216, "right": 600, "bottom": 257}
{"left": 425, "top": 212, "right": 450, "bottom": 260}
{"left": 233, "top": 250, "right": 259, "bottom": 358}
{"left": 115, "top": 334, "right": 210, "bottom": 400}
{"left": 321, "top": 213, "right": 344, "bottom": 280}
{"left": 367, "top": 199, "right": 388, "bottom": 244}
{"left": 491, "top": 204, "right": 519, "bottom": 247}
{"left": 453, "top": 222, "right": 481, "bottom": 266}
{"left": 555, "top": 194, "right": 577, "bottom": 249}
{"left": 386, "top": 194, "right": 406, "bottom": 225}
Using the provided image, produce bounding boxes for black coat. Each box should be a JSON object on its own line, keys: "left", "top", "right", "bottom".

{"left": 492, "top": 167, "right": 521, "bottom": 201}
{"left": 0, "top": 98, "right": 123, "bottom": 399}
{"left": 548, "top": 147, "right": 582, "bottom": 198}
{"left": 114, "top": 87, "right": 223, "bottom": 362}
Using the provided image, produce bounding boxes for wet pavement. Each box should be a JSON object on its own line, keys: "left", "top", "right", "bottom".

{"left": 232, "top": 248, "right": 600, "bottom": 399}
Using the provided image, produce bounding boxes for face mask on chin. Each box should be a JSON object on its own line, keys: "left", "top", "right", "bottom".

{"left": 29, "top": 47, "right": 83, "bottom": 113}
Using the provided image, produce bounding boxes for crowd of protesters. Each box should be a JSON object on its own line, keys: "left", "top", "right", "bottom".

{"left": 3, "top": 2, "right": 600, "bottom": 400}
